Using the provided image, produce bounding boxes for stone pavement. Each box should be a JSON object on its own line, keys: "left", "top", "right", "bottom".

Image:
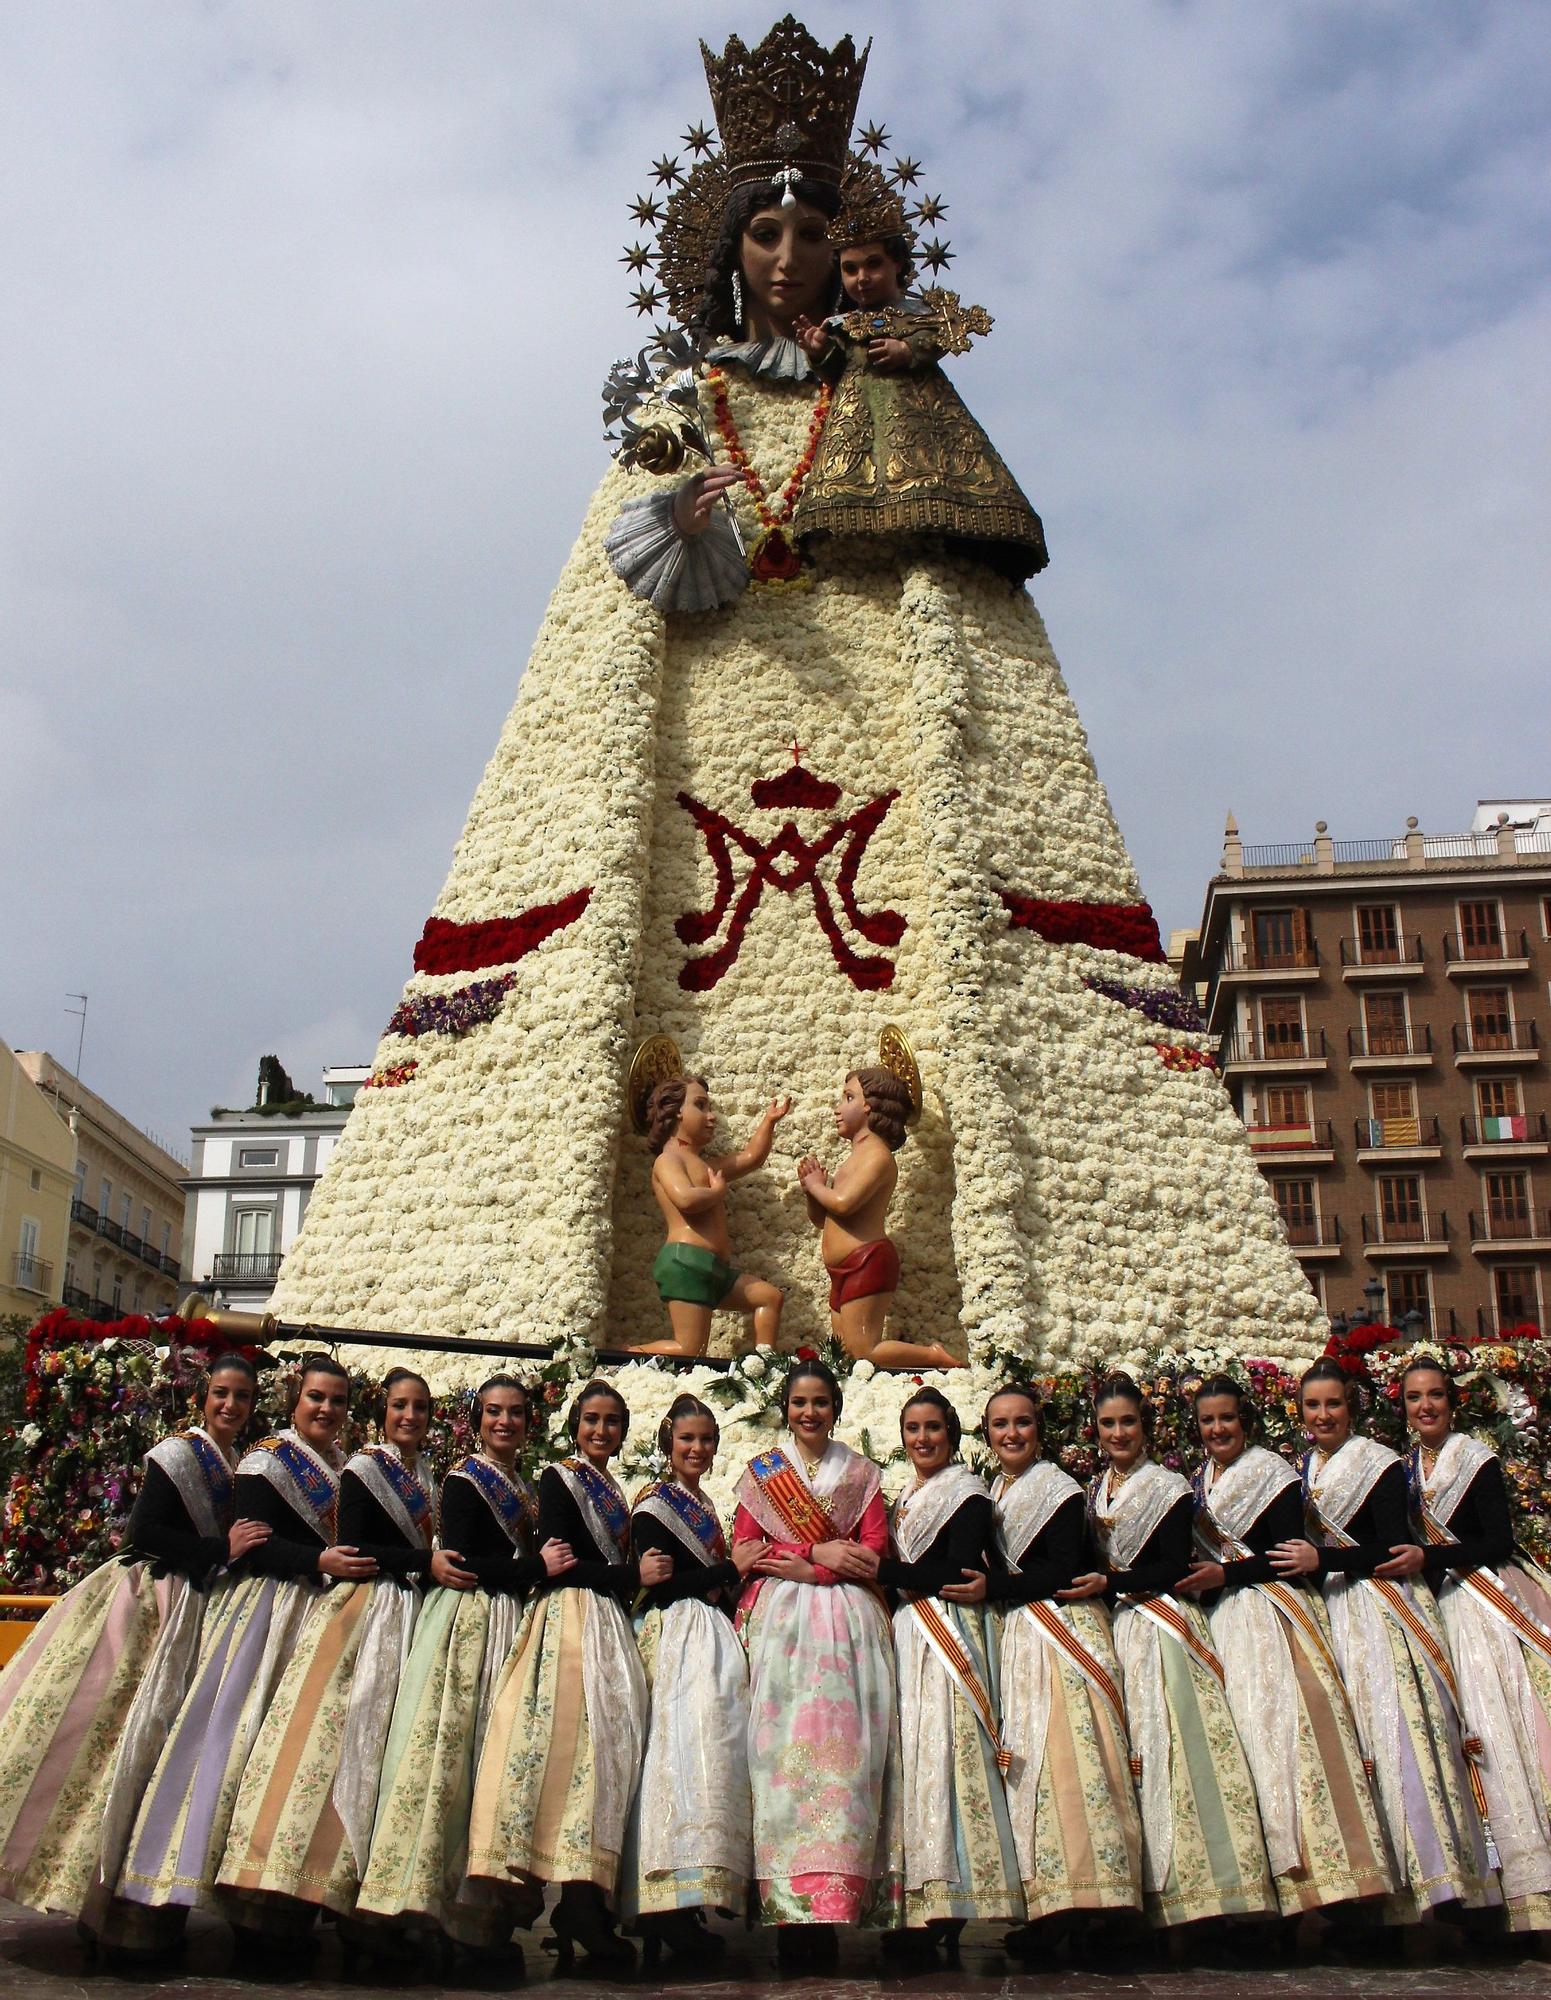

{"left": 4, "top": 1901, "right": 1551, "bottom": 1998}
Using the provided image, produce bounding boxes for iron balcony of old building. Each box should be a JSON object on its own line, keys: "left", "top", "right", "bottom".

{"left": 1338, "top": 935, "right": 1427, "bottom": 980}
{"left": 61, "top": 1283, "right": 92, "bottom": 1312}
{"left": 10, "top": 1252, "right": 55, "bottom": 1296}
{"left": 96, "top": 1216, "right": 124, "bottom": 1246}
{"left": 1443, "top": 928, "right": 1531, "bottom": 977}
{"left": 1282, "top": 1213, "right": 1342, "bottom": 1260}
{"left": 1360, "top": 1211, "right": 1451, "bottom": 1257}
{"left": 210, "top": 1251, "right": 285, "bottom": 1284}
{"left": 1460, "top": 1112, "right": 1551, "bottom": 1160}
{"left": 1477, "top": 1305, "right": 1546, "bottom": 1338}
{"left": 1244, "top": 1118, "right": 1336, "bottom": 1164}
{"left": 1353, "top": 1115, "right": 1444, "bottom": 1162}
{"left": 1469, "top": 1207, "right": 1551, "bottom": 1254}
{"left": 69, "top": 1198, "right": 98, "bottom": 1231}
{"left": 1347, "top": 1023, "right": 1434, "bottom": 1069}
{"left": 1452, "top": 1020, "right": 1541, "bottom": 1065}
{"left": 1216, "top": 940, "right": 1321, "bottom": 979}
{"left": 1219, "top": 1028, "right": 1329, "bottom": 1075}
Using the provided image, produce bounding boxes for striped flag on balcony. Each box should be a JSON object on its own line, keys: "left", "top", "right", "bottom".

{"left": 1366, "top": 1117, "right": 1421, "bottom": 1146}
{"left": 1484, "top": 1115, "right": 1528, "bottom": 1142}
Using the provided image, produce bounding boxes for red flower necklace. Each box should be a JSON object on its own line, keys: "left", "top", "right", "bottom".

{"left": 707, "top": 364, "right": 832, "bottom": 584}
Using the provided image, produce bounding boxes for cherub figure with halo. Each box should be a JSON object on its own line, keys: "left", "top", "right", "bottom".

{"left": 632, "top": 1074, "right": 790, "bottom": 1359}
{"left": 798, "top": 1064, "right": 963, "bottom": 1370}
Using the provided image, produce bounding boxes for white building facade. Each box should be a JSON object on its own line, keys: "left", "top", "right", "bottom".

{"left": 183, "top": 1065, "right": 367, "bottom": 1312}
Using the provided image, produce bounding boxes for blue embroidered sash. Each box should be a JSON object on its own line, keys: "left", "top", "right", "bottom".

{"left": 186, "top": 1428, "right": 235, "bottom": 1515}
{"left": 636, "top": 1478, "right": 726, "bottom": 1562}
{"left": 248, "top": 1433, "right": 340, "bottom": 1541}
{"left": 563, "top": 1455, "right": 631, "bottom": 1556}
{"left": 356, "top": 1444, "right": 435, "bottom": 1547}
{"left": 453, "top": 1455, "right": 538, "bottom": 1549}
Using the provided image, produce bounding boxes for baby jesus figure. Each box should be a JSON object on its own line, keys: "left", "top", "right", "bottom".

{"left": 798, "top": 1068, "right": 962, "bottom": 1371}
{"left": 633, "top": 1075, "right": 789, "bottom": 1358}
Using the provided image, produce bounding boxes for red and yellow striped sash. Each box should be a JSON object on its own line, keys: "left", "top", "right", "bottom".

{"left": 910, "top": 1596, "right": 1012, "bottom": 1772}
{"left": 1019, "top": 1598, "right": 1129, "bottom": 1741}
{"left": 1130, "top": 1594, "right": 1227, "bottom": 1687}
{"left": 1416, "top": 1510, "right": 1551, "bottom": 1672}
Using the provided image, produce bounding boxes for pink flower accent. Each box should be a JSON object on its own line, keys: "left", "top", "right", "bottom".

{"left": 791, "top": 1872, "right": 864, "bottom": 1922}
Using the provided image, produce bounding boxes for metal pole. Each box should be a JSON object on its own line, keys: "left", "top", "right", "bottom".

{"left": 65, "top": 993, "right": 87, "bottom": 1083}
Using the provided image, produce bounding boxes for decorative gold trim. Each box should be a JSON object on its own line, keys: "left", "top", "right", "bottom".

{"left": 628, "top": 1033, "right": 684, "bottom": 1133}
{"left": 878, "top": 1023, "right": 922, "bottom": 1121}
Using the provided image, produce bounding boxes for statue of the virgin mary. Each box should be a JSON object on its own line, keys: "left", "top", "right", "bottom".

{"left": 269, "top": 17, "right": 1325, "bottom": 1381}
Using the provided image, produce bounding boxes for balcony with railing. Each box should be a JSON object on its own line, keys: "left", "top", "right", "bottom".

{"left": 69, "top": 1197, "right": 98, "bottom": 1232}
{"left": 61, "top": 1282, "right": 92, "bottom": 1313}
{"left": 1347, "top": 1023, "right": 1433, "bottom": 1069}
{"left": 1443, "top": 928, "right": 1531, "bottom": 976}
{"left": 1338, "top": 934, "right": 1427, "bottom": 978}
{"left": 211, "top": 1251, "right": 284, "bottom": 1286}
{"left": 96, "top": 1216, "right": 123, "bottom": 1246}
{"left": 1461, "top": 1112, "right": 1551, "bottom": 1158}
{"left": 1453, "top": 1020, "right": 1540, "bottom": 1064}
{"left": 1477, "top": 1306, "right": 1547, "bottom": 1339}
{"left": 1361, "top": 1211, "right": 1450, "bottom": 1257}
{"left": 1216, "top": 939, "right": 1321, "bottom": 982}
{"left": 1470, "top": 1207, "right": 1551, "bottom": 1253}
{"left": 1281, "top": 1213, "right": 1342, "bottom": 1259}
{"left": 1220, "top": 1028, "right": 1328, "bottom": 1073}
{"left": 1354, "top": 1114, "right": 1443, "bottom": 1159}
{"left": 10, "top": 1252, "right": 55, "bottom": 1296}
{"left": 1244, "top": 1118, "right": 1336, "bottom": 1161}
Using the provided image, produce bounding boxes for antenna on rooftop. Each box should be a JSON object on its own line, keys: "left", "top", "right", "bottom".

{"left": 64, "top": 993, "right": 88, "bottom": 1084}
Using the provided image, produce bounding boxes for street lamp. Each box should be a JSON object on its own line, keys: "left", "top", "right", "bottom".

{"left": 1362, "top": 1277, "right": 1386, "bottom": 1323}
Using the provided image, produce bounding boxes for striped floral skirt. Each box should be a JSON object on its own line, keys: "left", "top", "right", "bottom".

{"left": 618, "top": 1598, "right": 751, "bottom": 1921}
{"left": 0, "top": 1558, "right": 168, "bottom": 1916}
{"left": 995, "top": 1600, "right": 1142, "bottom": 1919}
{"left": 467, "top": 1586, "right": 647, "bottom": 1902}
{"left": 1112, "top": 1598, "right": 1277, "bottom": 1927}
{"left": 355, "top": 1585, "right": 530, "bottom": 1946}
{"left": 117, "top": 1572, "right": 320, "bottom": 1910}
{"left": 215, "top": 1576, "right": 416, "bottom": 1920}
{"left": 1207, "top": 1585, "right": 1391, "bottom": 1915}
{"left": 894, "top": 1601, "right": 1022, "bottom": 1927}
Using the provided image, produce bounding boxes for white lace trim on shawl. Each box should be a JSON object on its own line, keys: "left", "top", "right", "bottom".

{"left": 1199, "top": 1446, "right": 1298, "bottom": 1545}
{"left": 1422, "top": 1433, "right": 1497, "bottom": 1534}
{"left": 891, "top": 1464, "right": 986, "bottom": 1560}
{"left": 1306, "top": 1434, "right": 1396, "bottom": 1536}
{"left": 1091, "top": 1459, "right": 1189, "bottom": 1568}
{"left": 994, "top": 1459, "right": 1081, "bottom": 1563}
{"left": 145, "top": 1428, "right": 235, "bottom": 1544}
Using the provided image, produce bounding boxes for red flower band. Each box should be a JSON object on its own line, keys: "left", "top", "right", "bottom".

{"left": 1000, "top": 891, "right": 1165, "bottom": 964}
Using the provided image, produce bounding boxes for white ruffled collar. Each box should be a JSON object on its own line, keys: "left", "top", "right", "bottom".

{"left": 703, "top": 334, "right": 813, "bottom": 383}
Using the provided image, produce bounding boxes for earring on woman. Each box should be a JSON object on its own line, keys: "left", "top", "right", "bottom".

{"left": 731, "top": 269, "right": 744, "bottom": 336}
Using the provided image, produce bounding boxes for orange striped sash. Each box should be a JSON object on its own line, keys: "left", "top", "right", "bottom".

{"left": 1415, "top": 1510, "right": 1551, "bottom": 1672}
{"left": 1019, "top": 1599, "right": 1130, "bottom": 1742}
{"left": 1130, "top": 1594, "right": 1227, "bottom": 1687}
{"left": 910, "top": 1596, "right": 1012, "bottom": 1772}
{"left": 748, "top": 1448, "right": 839, "bottom": 1545}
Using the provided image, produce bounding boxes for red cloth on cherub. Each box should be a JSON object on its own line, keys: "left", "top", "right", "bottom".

{"left": 825, "top": 1237, "right": 901, "bottom": 1311}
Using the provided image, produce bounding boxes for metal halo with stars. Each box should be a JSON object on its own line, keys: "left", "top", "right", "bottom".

{"left": 620, "top": 108, "right": 958, "bottom": 325}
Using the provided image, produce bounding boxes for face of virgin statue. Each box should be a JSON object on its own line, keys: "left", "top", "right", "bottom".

{"left": 739, "top": 200, "right": 835, "bottom": 337}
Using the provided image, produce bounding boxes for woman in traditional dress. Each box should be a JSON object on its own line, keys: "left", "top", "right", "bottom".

{"left": 835, "top": 1386, "right": 1020, "bottom": 1958}
{"left": 0, "top": 1353, "right": 260, "bottom": 1930}
{"left": 1087, "top": 1373, "right": 1276, "bottom": 1932}
{"left": 116, "top": 1354, "right": 372, "bottom": 1931}
{"left": 980, "top": 1381, "right": 1142, "bottom": 1951}
{"left": 216, "top": 1365, "right": 453, "bottom": 1939}
{"left": 619, "top": 1392, "right": 757, "bottom": 1964}
{"left": 731, "top": 1357, "right": 898, "bottom": 1966}
{"left": 1176, "top": 1375, "right": 1391, "bottom": 1924}
{"left": 1269, "top": 1356, "right": 1499, "bottom": 1925}
{"left": 1400, "top": 1355, "right": 1551, "bottom": 1934}
{"left": 356, "top": 1374, "right": 575, "bottom": 1964}
{"left": 466, "top": 1380, "right": 670, "bottom": 1972}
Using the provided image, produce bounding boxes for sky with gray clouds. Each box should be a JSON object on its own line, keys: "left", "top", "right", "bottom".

{"left": 2, "top": 1, "right": 1548, "bottom": 1151}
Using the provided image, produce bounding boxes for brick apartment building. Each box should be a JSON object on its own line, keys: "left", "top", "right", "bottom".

{"left": 1183, "top": 799, "right": 1551, "bottom": 1336}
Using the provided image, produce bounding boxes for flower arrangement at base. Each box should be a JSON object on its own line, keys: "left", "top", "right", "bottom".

{"left": 8, "top": 1310, "right": 1551, "bottom": 1591}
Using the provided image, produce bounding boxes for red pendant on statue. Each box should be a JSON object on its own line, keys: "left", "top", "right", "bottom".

{"left": 749, "top": 529, "right": 803, "bottom": 582}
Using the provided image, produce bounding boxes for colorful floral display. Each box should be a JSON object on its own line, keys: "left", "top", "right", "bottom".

{"left": 385, "top": 976, "right": 518, "bottom": 1040}
{"left": 363, "top": 1060, "right": 419, "bottom": 1091}
{"left": 8, "top": 1312, "right": 1550, "bottom": 1593}
{"left": 1152, "top": 1043, "right": 1220, "bottom": 1074}
{"left": 1085, "top": 976, "right": 1206, "bottom": 1035}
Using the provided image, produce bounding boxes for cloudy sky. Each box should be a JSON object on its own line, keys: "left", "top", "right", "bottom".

{"left": 2, "top": 1, "right": 1547, "bottom": 1150}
